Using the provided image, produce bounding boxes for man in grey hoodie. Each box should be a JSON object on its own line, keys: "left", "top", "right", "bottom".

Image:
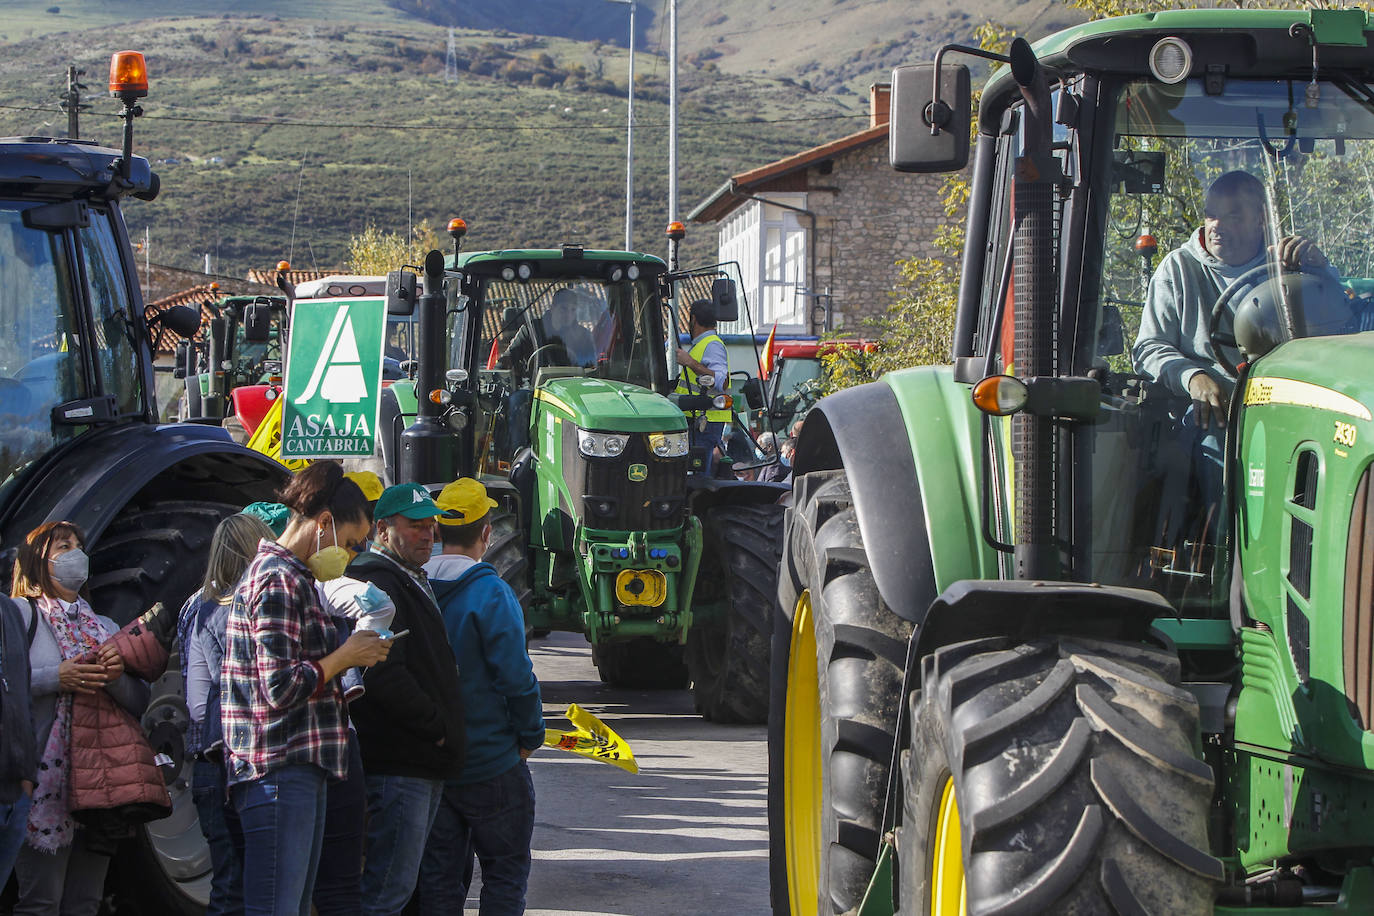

{"left": 1133, "top": 169, "right": 1330, "bottom": 428}
{"left": 0, "top": 595, "right": 38, "bottom": 885}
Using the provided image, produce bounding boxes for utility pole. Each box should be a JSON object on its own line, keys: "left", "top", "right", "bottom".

{"left": 445, "top": 28, "right": 459, "bottom": 83}
{"left": 59, "top": 66, "right": 89, "bottom": 140}
{"left": 606, "top": 0, "right": 636, "bottom": 251}
{"left": 668, "top": 0, "right": 678, "bottom": 254}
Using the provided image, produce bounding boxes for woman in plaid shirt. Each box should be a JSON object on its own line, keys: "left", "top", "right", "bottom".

{"left": 222, "top": 463, "right": 392, "bottom": 916}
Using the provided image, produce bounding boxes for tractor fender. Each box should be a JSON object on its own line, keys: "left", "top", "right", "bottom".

{"left": 792, "top": 367, "right": 994, "bottom": 625}
{"left": 914, "top": 579, "right": 1174, "bottom": 661}
{"left": 0, "top": 422, "right": 288, "bottom": 548}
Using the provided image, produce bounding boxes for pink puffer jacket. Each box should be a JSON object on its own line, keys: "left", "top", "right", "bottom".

{"left": 68, "top": 608, "right": 172, "bottom": 822}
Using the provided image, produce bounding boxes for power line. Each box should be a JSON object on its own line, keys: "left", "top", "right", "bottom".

{"left": 0, "top": 102, "right": 865, "bottom": 132}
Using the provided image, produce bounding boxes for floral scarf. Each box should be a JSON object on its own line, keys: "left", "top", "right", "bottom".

{"left": 27, "top": 596, "right": 107, "bottom": 853}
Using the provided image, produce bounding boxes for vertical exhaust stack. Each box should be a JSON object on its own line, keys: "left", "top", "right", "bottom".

{"left": 1008, "top": 37, "right": 1060, "bottom": 581}
{"left": 398, "top": 249, "right": 459, "bottom": 485}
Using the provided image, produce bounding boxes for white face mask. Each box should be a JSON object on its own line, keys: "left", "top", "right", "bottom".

{"left": 50, "top": 548, "right": 89, "bottom": 592}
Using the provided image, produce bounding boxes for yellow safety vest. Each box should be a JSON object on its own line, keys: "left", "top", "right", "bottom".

{"left": 675, "top": 333, "right": 732, "bottom": 423}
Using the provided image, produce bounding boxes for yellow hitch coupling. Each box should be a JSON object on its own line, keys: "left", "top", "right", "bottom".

{"left": 615, "top": 568, "right": 668, "bottom": 607}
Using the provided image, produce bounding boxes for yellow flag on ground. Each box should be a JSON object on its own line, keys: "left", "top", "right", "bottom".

{"left": 543, "top": 703, "right": 638, "bottom": 774}
{"left": 245, "top": 396, "right": 309, "bottom": 472}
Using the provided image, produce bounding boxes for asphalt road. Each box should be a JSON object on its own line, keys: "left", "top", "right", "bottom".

{"left": 463, "top": 631, "right": 770, "bottom": 915}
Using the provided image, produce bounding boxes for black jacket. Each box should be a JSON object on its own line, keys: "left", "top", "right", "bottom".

{"left": 346, "top": 551, "right": 465, "bottom": 780}
{"left": 0, "top": 597, "right": 38, "bottom": 804}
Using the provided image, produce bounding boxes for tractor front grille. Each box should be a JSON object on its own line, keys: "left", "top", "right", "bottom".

{"left": 562, "top": 427, "right": 686, "bottom": 532}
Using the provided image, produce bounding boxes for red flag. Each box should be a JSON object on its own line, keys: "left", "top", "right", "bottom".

{"left": 486, "top": 337, "right": 501, "bottom": 371}
{"left": 760, "top": 323, "right": 778, "bottom": 380}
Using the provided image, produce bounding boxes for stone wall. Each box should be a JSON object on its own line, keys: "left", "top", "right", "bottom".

{"left": 807, "top": 143, "right": 960, "bottom": 332}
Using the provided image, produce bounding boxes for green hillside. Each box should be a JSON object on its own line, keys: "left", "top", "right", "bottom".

{"left": 0, "top": 13, "right": 866, "bottom": 277}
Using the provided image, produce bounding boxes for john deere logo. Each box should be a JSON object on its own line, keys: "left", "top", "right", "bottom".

{"left": 628, "top": 464, "right": 648, "bottom": 482}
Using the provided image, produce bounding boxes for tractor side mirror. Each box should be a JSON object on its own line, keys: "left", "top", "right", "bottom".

{"left": 710, "top": 277, "right": 738, "bottom": 323}
{"left": 386, "top": 270, "right": 418, "bottom": 316}
{"left": 890, "top": 63, "right": 971, "bottom": 173}
{"left": 740, "top": 376, "right": 765, "bottom": 411}
{"left": 243, "top": 303, "right": 272, "bottom": 343}
{"left": 1097, "top": 305, "right": 1124, "bottom": 357}
{"left": 155, "top": 304, "right": 203, "bottom": 340}
{"left": 501, "top": 306, "right": 523, "bottom": 341}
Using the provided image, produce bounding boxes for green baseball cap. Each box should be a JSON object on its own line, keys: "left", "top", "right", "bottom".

{"left": 374, "top": 482, "right": 448, "bottom": 522}
{"left": 241, "top": 502, "right": 290, "bottom": 538}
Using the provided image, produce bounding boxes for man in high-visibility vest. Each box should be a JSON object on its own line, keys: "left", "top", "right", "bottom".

{"left": 675, "top": 298, "right": 731, "bottom": 471}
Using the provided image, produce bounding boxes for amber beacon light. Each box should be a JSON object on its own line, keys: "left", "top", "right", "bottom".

{"left": 109, "top": 51, "right": 149, "bottom": 99}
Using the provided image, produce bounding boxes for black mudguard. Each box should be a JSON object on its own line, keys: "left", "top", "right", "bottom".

{"left": 790, "top": 381, "right": 936, "bottom": 626}
{"left": 0, "top": 422, "right": 287, "bottom": 549}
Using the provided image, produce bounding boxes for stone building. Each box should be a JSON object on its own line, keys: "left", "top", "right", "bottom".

{"left": 688, "top": 84, "right": 958, "bottom": 335}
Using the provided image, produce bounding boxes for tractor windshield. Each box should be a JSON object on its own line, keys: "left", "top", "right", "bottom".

{"left": 0, "top": 204, "right": 91, "bottom": 501}
{"left": 481, "top": 275, "right": 662, "bottom": 389}
{"left": 1079, "top": 75, "right": 1374, "bottom": 612}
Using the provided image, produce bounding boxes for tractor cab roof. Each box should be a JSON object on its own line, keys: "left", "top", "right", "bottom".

{"left": 979, "top": 8, "right": 1374, "bottom": 134}
{"left": 451, "top": 247, "right": 666, "bottom": 278}
{"left": 0, "top": 137, "right": 156, "bottom": 201}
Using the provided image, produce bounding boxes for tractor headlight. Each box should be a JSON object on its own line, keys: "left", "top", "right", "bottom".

{"left": 712, "top": 393, "right": 732, "bottom": 410}
{"left": 1149, "top": 37, "right": 1192, "bottom": 84}
{"left": 578, "top": 428, "right": 629, "bottom": 458}
{"left": 648, "top": 431, "right": 689, "bottom": 458}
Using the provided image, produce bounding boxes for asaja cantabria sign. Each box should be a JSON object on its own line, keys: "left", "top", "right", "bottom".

{"left": 282, "top": 298, "right": 385, "bottom": 458}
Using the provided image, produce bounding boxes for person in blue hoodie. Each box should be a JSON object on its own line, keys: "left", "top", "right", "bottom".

{"left": 415, "top": 478, "right": 543, "bottom": 916}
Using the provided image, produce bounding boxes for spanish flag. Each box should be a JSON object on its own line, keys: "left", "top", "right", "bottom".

{"left": 760, "top": 322, "right": 778, "bottom": 380}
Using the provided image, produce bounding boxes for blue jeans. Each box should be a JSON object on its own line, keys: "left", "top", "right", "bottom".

{"left": 691, "top": 421, "right": 726, "bottom": 474}
{"left": 232, "top": 764, "right": 329, "bottom": 916}
{"left": 192, "top": 760, "right": 245, "bottom": 916}
{"left": 361, "top": 773, "right": 443, "bottom": 916}
{"left": 313, "top": 732, "right": 366, "bottom": 916}
{"left": 0, "top": 791, "right": 31, "bottom": 887}
{"left": 415, "top": 762, "right": 535, "bottom": 916}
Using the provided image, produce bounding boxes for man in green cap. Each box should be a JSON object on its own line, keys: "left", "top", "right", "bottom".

{"left": 345, "top": 483, "right": 465, "bottom": 916}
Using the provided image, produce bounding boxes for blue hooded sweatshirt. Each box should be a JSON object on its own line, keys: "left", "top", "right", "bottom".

{"left": 428, "top": 558, "right": 544, "bottom": 784}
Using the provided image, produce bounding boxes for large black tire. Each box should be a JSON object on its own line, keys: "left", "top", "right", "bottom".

{"left": 89, "top": 498, "right": 240, "bottom": 916}
{"left": 898, "top": 637, "right": 1222, "bottom": 915}
{"left": 483, "top": 506, "right": 532, "bottom": 613}
{"left": 593, "top": 637, "right": 689, "bottom": 688}
{"left": 687, "top": 503, "right": 785, "bottom": 724}
{"left": 769, "top": 471, "right": 917, "bottom": 915}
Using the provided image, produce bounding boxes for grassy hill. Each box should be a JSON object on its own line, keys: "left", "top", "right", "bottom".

{"left": 0, "top": 11, "right": 868, "bottom": 277}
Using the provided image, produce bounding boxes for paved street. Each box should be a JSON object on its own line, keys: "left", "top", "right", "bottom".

{"left": 469, "top": 632, "right": 770, "bottom": 915}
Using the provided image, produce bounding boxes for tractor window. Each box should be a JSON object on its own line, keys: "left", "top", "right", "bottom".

{"left": 481, "top": 275, "right": 661, "bottom": 390}
{"left": 1083, "top": 75, "right": 1374, "bottom": 613}
{"left": 0, "top": 203, "right": 87, "bottom": 499}
{"left": 77, "top": 210, "right": 142, "bottom": 416}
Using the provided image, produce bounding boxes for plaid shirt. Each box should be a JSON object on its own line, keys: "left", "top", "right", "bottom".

{"left": 222, "top": 539, "right": 347, "bottom": 785}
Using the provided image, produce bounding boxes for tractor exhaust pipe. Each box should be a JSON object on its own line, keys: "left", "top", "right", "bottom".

{"left": 398, "top": 249, "right": 459, "bottom": 485}
{"left": 1008, "top": 37, "right": 1060, "bottom": 581}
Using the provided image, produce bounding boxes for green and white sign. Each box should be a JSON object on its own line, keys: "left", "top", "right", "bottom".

{"left": 282, "top": 298, "right": 385, "bottom": 459}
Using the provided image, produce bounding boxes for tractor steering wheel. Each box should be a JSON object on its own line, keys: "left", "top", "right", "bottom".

{"left": 1206, "top": 262, "right": 1324, "bottom": 378}
{"left": 524, "top": 342, "right": 568, "bottom": 374}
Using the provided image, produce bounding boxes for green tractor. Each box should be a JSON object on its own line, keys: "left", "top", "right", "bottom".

{"left": 173, "top": 292, "right": 288, "bottom": 442}
{"left": 773, "top": 9, "right": 1374, "bottom": 915}
{"left": 381, "top": 237, "right": 786, "bottom": 721}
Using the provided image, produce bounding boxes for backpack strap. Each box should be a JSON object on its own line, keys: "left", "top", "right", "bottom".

{"left": 25, "top": 597, "right": 38, "bottom": 647}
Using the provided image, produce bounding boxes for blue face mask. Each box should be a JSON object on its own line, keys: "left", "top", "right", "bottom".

{"left": 354, "top": 582, "right": 391, "bottom": 616}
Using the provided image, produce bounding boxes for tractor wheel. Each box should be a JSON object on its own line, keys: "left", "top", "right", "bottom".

{"left": 593, "top": 638, "right": 689, "bottom": 689}
{"left": 898, "top": 637, "right": 1222, "bottom": 915}
{"left": 89, "top": 498, "right": 241, "bottom": 916}
{"left": 770, "top": 471, "right": 916, "bottom": 915}
{"left": 686, "top": 503, "right": 785, "bottom": 724}
{"left": 483, "top": 505, "right": 532, "bottom": 614}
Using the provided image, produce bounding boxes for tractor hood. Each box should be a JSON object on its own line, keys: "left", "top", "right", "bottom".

{"left": 534, "top": 377, "right": 687, "bottom": 433}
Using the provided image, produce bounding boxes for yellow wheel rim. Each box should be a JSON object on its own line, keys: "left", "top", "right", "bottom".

{"left": 930, "top": 776, "right": 967, "bottom": 916}
{"left": 784, "top": 590, "right": 822, "bottom": 916}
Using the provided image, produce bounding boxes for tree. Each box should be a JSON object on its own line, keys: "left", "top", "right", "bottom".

{"left": 346, "top": 222, "right": 445, "bottom": 275}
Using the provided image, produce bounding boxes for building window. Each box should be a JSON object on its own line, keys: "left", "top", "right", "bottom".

{"left": 715, "top": 195, "right": 809, "bottom": 334}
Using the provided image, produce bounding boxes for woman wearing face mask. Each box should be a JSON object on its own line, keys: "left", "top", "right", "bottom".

{"left": 222, "top": 461, "right": 392, "bottom": 916}
{"left": 10, "top": 521, "right": 143, "bottom": 916}
{"left": 176, "top": 512, "right": 275, "bottom": 916}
